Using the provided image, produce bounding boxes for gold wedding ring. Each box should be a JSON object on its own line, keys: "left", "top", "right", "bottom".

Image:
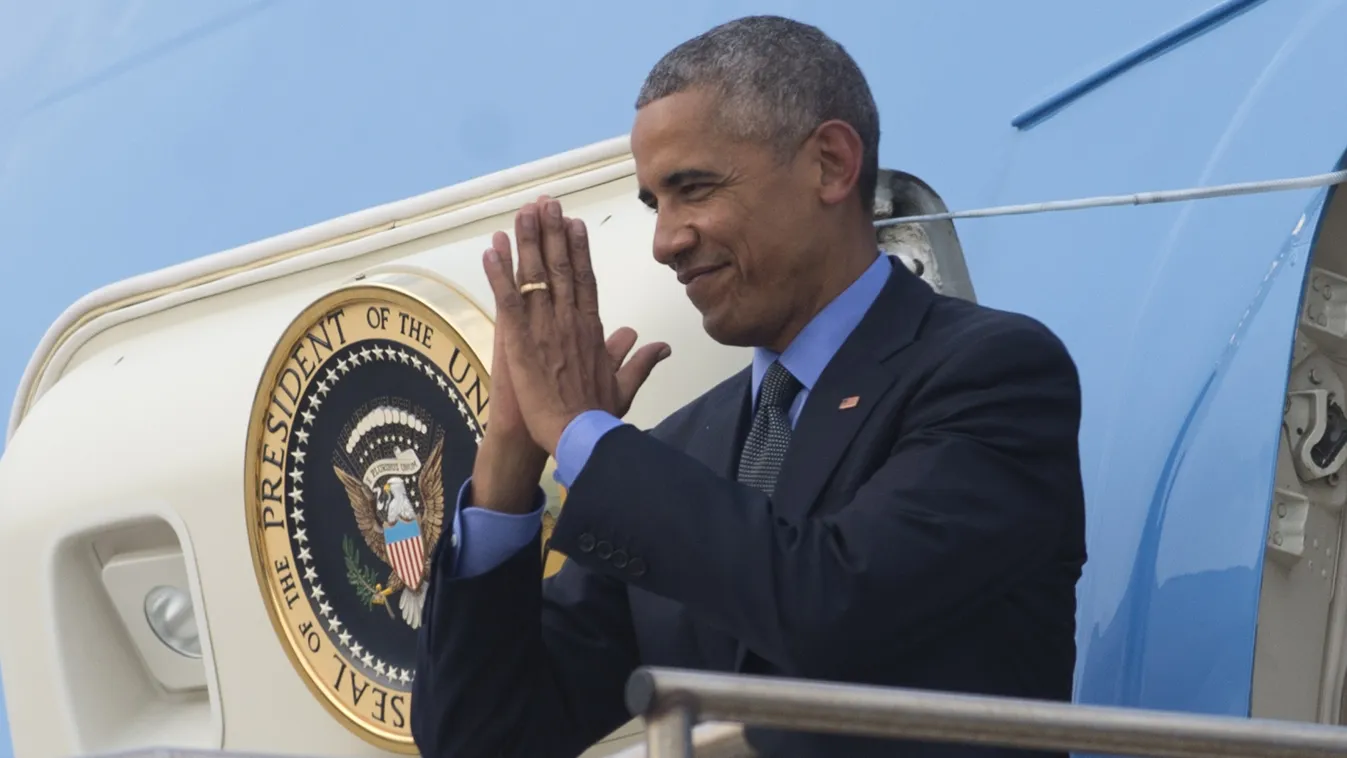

{"left": 519, "top": 281, "right": 550, "bottom": 294}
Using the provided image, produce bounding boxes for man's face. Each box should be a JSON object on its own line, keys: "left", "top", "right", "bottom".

{"left": 631, "top": 88, "right": 824, "bottom": 349}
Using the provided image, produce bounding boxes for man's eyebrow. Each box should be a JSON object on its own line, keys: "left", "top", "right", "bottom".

{"left": 637, "top": 168, "right": 722, "bottom": 207}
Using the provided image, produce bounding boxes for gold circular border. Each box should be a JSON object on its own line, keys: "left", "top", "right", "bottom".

{"left": 242, "top": 271, "right": 497, "bottom": 753}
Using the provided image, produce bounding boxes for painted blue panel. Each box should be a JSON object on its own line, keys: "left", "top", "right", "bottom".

{"left": 952, "top": 0, "right": 1347, "bottom": 717}
{"left": 1076, "top": 188, "right": 1326, "bottom": 716}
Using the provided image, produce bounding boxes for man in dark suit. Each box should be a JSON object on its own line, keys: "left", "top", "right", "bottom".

{"left": 411, "top": 14, "right": 1086, "bottom": 758}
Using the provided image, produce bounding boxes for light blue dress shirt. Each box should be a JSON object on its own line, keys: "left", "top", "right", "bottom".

{"left": 451, "top": 253, "right": 893, "bottom": 578}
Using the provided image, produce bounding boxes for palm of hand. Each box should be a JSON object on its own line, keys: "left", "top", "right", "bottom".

{"left": 481, "top": 198, "right": 671, "bottom": 455}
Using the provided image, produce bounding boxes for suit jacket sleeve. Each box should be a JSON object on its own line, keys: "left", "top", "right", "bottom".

{"left": 549, "top": 317, "right": 1082, "bottom": 682}
{"left": 411, "top": 481, "right": 640, "bottom": 758}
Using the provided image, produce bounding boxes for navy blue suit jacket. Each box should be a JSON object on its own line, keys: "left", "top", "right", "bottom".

{"left": 411, "top": 260, "right": 1087, "bottom": 758}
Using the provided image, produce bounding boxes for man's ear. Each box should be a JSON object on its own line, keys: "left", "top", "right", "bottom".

{"left": 811, "top": 119, "right": 864, "bottom": 207}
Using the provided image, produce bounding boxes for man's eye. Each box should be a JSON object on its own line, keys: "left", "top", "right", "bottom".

{"left": 681, "top": 183, "right": 711, "bottom": 198}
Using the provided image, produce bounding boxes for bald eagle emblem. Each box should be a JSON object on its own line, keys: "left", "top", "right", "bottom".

{"left": 332, "top": 404, "right": 446, "bottom": 630}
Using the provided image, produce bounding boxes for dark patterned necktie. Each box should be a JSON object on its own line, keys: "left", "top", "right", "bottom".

{"left": 736, "top": 361, "right": 803, "bottom": 497}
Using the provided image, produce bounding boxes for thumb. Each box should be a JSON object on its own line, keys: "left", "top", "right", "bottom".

{"left": 615, "top": 342, "right": 671, "bottom": 417}
{"left": 604, "top": 327, "right": 638, "bottom": 370}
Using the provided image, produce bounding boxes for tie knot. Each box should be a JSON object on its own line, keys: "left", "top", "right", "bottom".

{"left": 759, "top": 361, "right": 802, "bottom": 411}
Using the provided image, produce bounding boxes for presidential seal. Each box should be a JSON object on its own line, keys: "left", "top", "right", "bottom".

{"left": 244, "top": 272, "right": 497, "bottom": 752}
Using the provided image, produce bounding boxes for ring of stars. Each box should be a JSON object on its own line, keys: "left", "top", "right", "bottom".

{"left": 283, "top": 339, "right": 483, "bottom": 689}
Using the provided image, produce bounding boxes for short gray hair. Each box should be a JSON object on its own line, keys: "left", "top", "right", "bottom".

{"left": 636, "top": 15, "right": 881, "bottom": 210}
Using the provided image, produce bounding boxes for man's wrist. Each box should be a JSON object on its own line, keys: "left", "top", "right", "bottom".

{"left": 471, "top": 434, "right": 548, "bottom": 514}
{"left": 552, "top": 409, "right": 625, "bottom": 489}
{"left": 537, "top": 408, "right": 592, "bottom": 458}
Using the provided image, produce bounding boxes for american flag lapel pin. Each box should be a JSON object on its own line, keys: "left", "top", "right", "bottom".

{"left": 838, "top": 395, "right": 860, "bottom": 410}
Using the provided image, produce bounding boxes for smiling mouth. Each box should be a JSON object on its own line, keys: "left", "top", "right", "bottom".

{"left": 677, "top": 263, "right": 728, "bottom": 285}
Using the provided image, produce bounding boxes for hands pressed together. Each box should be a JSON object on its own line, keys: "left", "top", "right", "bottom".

{"left": 470, "top": 195, "right": 672, "bottom": 514}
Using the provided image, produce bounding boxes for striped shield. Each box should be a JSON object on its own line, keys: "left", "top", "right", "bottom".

{"left": 383, "top": 518, "right": 426, "bottom": 591}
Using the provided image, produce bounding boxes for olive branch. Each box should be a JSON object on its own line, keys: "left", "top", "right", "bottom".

{"left": 343, "top": 535, "right": 394, "bottom": 618}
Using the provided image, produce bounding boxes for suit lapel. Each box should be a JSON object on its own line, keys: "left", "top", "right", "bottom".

{"left": 687, "top": 367, "right": 753, "bottom": 478}
{"left": 677, "top": 369, "right": 752, "bottom": 671}
{"left": 770, "top": 259, "right": 938, "bottom": 522}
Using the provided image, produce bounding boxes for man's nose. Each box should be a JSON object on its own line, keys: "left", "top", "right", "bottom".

{"left": 652, "top": 217, "right": 698, "bottom": 267}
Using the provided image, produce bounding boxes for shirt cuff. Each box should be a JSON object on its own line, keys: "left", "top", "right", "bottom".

{"left": 450, "top": 478, "right": 545, "bottom": 578}
{"left": 553, "top": 410, "right": 625, "bottom": 488}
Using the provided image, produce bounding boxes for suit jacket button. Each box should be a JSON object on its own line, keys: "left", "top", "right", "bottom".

{"left": 577, "top": 533, "right": 596, "bottom": 553}
{"left": 611, "top": 550, "right": 628, "bottom": 568}
{"left": 596, "top": 540, "right": 612, "bottom": 559}
{"left": 628, "top": 557, "right": 646, "bottom": 577}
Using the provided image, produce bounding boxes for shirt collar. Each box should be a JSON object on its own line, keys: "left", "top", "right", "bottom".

{"left": 751, "top": 254, "right": 892, "bottom": 403}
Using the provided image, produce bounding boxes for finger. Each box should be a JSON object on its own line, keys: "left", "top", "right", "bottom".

{"left": 513, "top": 202, "right": 550, "bottom": 308}
{"left": 605, "top": 327, "right": 637, "bottom": 370}
{"left": 569, "top": 218, "right": 600, "bottom": 317}
{"left": 538, "top": 196, "right": 574, "bottom": 309}
{"left": 489, "top": 237, "right": 511, "bottom": 365}
{"left": 486, "top": 309, "right": 508, "bottom": 431}
{"left": 491, "top": 320, "right": 507, "bottom": 387}
{"left": 482, "top": 244, "right": 525, "bottom": 331}
{"left": 615, "top": 341, "right": 672, "bottom": 415}
{"left": 490, "top": 230, "right": 517, "bottom": 289}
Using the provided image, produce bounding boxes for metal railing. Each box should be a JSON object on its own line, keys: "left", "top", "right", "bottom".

{"left": 625, "top": 668, "right": 1347, "bottom": 758}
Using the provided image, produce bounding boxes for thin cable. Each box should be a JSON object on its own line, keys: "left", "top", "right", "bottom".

{"left": 876, "top": 170, "right": 1347, "bottom": 227}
